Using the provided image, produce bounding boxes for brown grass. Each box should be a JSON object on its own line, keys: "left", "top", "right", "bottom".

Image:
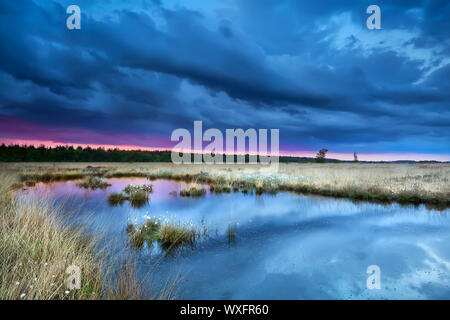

{"left": 5, "top": 162, "right": 449, "bottom": 207}
{"left": 0, "top": 173, "right": 179, "bottom": 300}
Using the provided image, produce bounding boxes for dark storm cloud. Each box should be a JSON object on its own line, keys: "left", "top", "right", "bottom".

{"left": 0, "top": 0, "right": 448, "bottom": 156}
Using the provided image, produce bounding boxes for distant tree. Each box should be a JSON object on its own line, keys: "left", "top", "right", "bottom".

{"left": 354, "top": 152, "right": 358, "bottom": 162}
{"left": 315, "top": 149, "right": 328, "bottom": 163}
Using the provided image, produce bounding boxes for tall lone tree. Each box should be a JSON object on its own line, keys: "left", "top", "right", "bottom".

{"left": 354, "top": 152, "right": 358, "bottom": 162}
{"left": 315, "top": 149, "right": 328, "bottom": 163}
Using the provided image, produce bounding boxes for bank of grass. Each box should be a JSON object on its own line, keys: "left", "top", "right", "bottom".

{"left": 0, "top": 175, "right": 104, "bottom": 299}
{"left": 9, "top": 162, "right": 450, "bottom": 208}
{"left": 127, "top": 218, "right": 200, "bottom": 251}
{"left": 179, "top": 186, "right": 206, "bottom": 197}
{"left": 108, "top": 184, "right": 153, "bottom": 207}
{"left": 0, "top": 175, "right": 177, "bottom": 300}
{"left": 77, "top": 176, "right": 111, "bottom": 190}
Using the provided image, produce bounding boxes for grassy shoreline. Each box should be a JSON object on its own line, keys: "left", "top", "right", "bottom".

{"left": 0, "top": 174, "right": 178, "bottom": 300}
{"left": 6, "top": 162, "right": 450, "bottom": 208}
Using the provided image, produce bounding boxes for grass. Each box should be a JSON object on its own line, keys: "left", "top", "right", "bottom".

{"left": 124, "top": 184, "right": 153, "bottom": 194}
{"left": 127, "top": 190, "right": 148, "bottom": 208}
{"left": 7, "top": 162, "right": 450, "bottom": 207}
{"left": 0, "top": 175, "right": 104, "bottom": 299}
{"left": 179, "top": 183, "right": 207, "bottom": 197}
{"left": 127, "top": 218, "right": 200, "bottom": 252}
{"left": 108, "top": 184, "right": 153, "bottom": 207}
{"left": 77, "top": 176, "right": 111, "bottom": 190}
{"left": 0, "top": 174, "right": 178, "bottom": 300}
{"left": 108, "top": 192, "right": 127, "bottom": 206}
{"left": 209, "top": 182, "right": 231, "bottom": 194}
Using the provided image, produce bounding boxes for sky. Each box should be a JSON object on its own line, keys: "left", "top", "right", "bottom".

{"left": 0, "top": 0, "right": 449, "bottom": 161}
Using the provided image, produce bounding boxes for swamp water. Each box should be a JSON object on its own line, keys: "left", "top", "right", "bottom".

{"left": 23, "top": 178, "right": 450, "bottom": 299}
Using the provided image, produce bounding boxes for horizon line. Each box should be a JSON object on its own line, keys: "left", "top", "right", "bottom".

{"left": 1, "top": 138, "right": 449, "bottom": 162}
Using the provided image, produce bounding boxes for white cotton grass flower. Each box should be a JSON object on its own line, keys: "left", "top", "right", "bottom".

{"left": 50, "top": 283, "right": 54, "bottom": 287}
{"left": 15, "top": 281, "right": 20, "bottom": 286}
{"left": 64, "top": 290, "right": 70, "bottom": 295}
{"left": 20, "top": 293, "right": 26, "bottom": 299}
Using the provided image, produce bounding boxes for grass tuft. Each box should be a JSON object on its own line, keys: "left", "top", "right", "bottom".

{"left": 180, "top": 187, "right": 206, "bottom": 197}
{"left": 77, "top": 176, "right": 111, "bottom": 190}
{"left": 127, "top": 219, "right": 200, "bottom": 252}
{"left": 108, "top": 192, "right": 127, "bottom": 206}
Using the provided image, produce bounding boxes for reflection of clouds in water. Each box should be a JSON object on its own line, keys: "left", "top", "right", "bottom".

{"left": 23, "top": 178, "right": 450, "bottom": 299}
{"left": 247, "top": 226, "right": 450, "bottom": 299}
{"left": 355, "top": 241, "right": 450, "bottom": 299}
{"left": 145, "top": 193, "right": 380, "bottom": 233}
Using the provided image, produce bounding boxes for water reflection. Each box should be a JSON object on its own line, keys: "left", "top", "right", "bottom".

{"left": 22, "top": 178, "right": 450, "bottom": 299}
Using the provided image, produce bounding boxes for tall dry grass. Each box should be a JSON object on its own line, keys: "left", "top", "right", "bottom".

{"left": 0, "top": 174, "right": 104, "bottom": 299}
{"left": 5, "top": 162, "right": 450, "bottom": 206}
{"left": 0, "top": 174, "right": 179, "bottom": 300}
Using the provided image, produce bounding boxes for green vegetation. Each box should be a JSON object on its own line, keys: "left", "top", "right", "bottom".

{"left": 20, "top": 172, "right": 85, "bottom": 185}
{"left": 126, "top": 219, "right": 200, "bottom": 251}
{"left": 124, "top": 184, "right": 153, "bottom": 194}
{"left": 179, "top": 187, "right": 206, "bottom": 197}
{"left": 0, "top": 145, "right": 173, "bottom": 162}
{"left": 315, "top": 148, "right": 328, "bottom": 163}
{"left": 77, "top": 176, "right": 111, "bottom": 190}
{"left": 0, "top": 144, "right": 325, "bottom": 163}
{"left": 128, "top": 190, "right": 148, "bottom": 208}
{"left": 11, "top": 163, "right": 450, "bottom": 208}
{"left": 108, "top": 192, "right": 127, "bottom": 206}
{"left": 108, "top": 184, "right": 153, "bottom": 207}
{"left": 209, "top": 183, "right": 231, "bottom": 194}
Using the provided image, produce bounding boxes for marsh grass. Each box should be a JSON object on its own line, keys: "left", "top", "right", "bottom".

{"left": 77, "top": 176, "right": 111, "bottom": 190}
{"left": 209, "top": 182, "right": 231, "bottom": 194}
{"left": 124, "top": 184, "right": 153, "bottom": 194}
{"left": 108, "top": 184, "right": 153, "bottom": 207}
{"left": 11, "top": 162, "right": 450, "bottom": 207}
{"left": 0, "top": 175, "right": 104, "bottom": 299}
{"left": 179, "top": 185, "right": 206, "bottom": 197}
{"left": 127, "top": 218, "right": 201, "bottom": 252}
{"left": 104, "top": 253, "right": 181, "bottom": 300}
{"left": 0, "top": 175, "right": 178, "bottom": 300}
{"left": 108, "top": 192, "right": 127, "bottom": 206}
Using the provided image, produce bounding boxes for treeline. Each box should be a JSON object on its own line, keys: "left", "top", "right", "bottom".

{"left": 0, "top": 144, "right": 314, "bottom": 163}
{"left": 0, "top": 145, "right": 172, "bottom": 162}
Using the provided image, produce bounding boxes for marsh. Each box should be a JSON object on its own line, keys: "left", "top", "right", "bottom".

{"left": 16, "top": 168, "right": 450, "bottom": 299}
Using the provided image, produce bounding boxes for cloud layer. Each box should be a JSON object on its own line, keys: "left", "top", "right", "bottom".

{"left": 0, "top": 0, "right": 449, "bottom": 159}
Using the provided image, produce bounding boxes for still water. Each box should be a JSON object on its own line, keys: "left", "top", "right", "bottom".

{"left": 24, "top": 178, "right": 450, "bottom": 299}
